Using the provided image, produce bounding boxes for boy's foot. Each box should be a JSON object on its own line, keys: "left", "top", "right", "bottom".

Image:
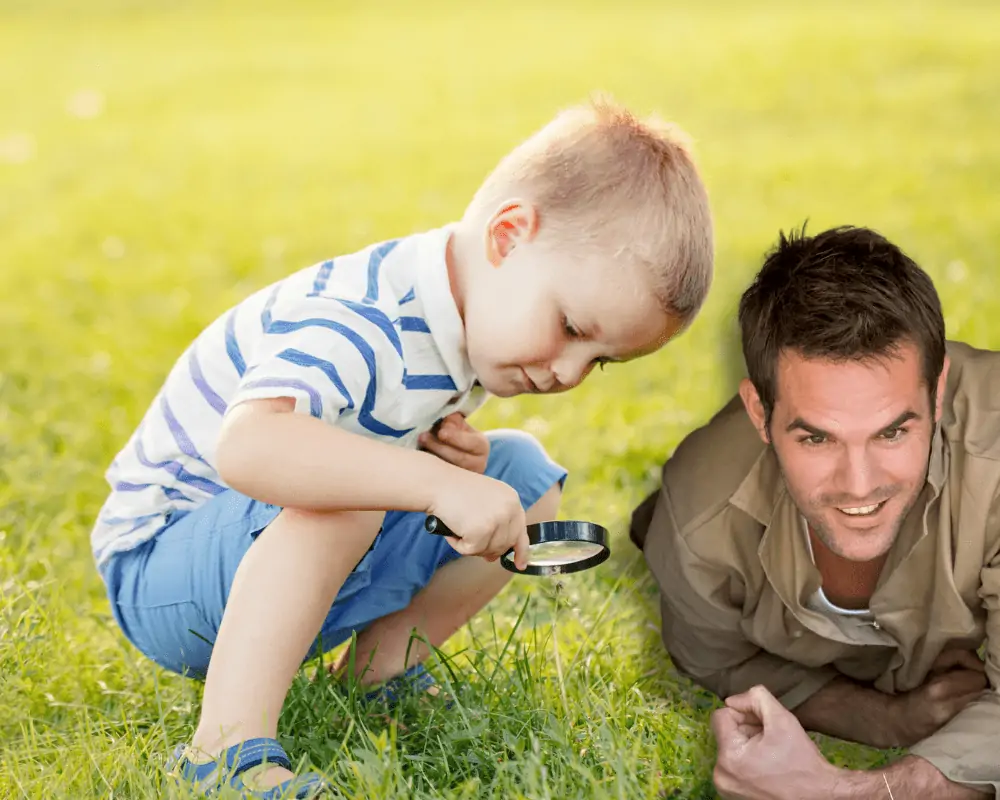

{"left": 166, "top": 737, "right": 329, "bottom": 798}
{"left": 363, "top": 662, "right": 451, "bottom": 707}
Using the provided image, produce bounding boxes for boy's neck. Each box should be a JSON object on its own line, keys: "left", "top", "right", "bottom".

{"left": 445, "top": 224, "right": 474, "bottom": 325}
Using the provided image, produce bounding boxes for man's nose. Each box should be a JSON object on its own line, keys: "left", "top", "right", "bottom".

{"left": 834, "top": 446, "right": 879, "bottom": 500}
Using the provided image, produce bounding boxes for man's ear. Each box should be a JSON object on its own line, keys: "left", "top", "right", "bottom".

{"left": 485, "top": 200, "right": 539, "bottom": 267}
{"left": 934, "top": 354, "right": 951, "bottom": 423}
{"left": 738, "top": 378, "right": 771, "bottom": 444}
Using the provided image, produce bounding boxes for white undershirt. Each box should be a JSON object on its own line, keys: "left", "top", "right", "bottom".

{"left": 802, "top": 517, "right": 875, "bottom": 620}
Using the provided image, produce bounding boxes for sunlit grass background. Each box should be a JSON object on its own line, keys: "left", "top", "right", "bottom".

{"left": 1, "top": 0, "right": 998, "bottom": 797}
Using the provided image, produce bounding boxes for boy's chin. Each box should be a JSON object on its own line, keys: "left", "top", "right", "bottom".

{"left": 474, "top": 371, "right": 520, "bottom": 398}
{"left": 480, "top": 381, "right": 519, "bottom": 398}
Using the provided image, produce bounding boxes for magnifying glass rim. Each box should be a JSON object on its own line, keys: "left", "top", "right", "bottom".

{"left": 500, "top": 520, "right": 610, "bottom": 576}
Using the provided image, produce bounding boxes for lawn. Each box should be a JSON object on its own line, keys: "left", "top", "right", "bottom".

{"left": 1, "top": 0, "right": 998, "bottom": 797}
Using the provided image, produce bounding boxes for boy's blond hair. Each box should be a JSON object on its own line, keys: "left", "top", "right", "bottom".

{"left": 464, "top": 95, "right": 714, "bottom": 324}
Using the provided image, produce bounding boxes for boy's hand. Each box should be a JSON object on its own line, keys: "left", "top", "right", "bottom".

{"left": 427, "top": 469, "right": 530, "bottom": 569}
{"left": 418, "top": 413, "right": 489, "bottom": 474}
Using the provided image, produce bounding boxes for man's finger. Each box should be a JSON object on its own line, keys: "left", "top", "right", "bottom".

{"left": 931, "top": 648, "right": 985, "bottom": 675}
{"left": 710, "top": 707, "right": 751, "bottom": 752}
{"left": 710, "top": 707, "right": 737, "bottom": 741}
{"left": 948, "top": 689, "right": 989, "bottom": 713}
{"left": 725, "top": 684, "right": 786, "bottom": 728}
{"left": 934, "top": 668, "right": 989, "bottom": 698}
{"left": 737, "top": 721, "right": 764, "bottom": 738}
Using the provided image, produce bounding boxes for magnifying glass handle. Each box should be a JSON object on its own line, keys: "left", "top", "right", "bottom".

{"left": 424, "top": 515, "right": 459, "bottom": 538}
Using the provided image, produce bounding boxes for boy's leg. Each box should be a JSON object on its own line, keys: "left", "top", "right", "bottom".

{"left": 327, "top": 428, "right": 566, "bottom": 684}
{"left": 336, "top": 482, "right": 561, "bottom": 684}
{"left": 189, "top": 507, "right": 383, "bottom": 786}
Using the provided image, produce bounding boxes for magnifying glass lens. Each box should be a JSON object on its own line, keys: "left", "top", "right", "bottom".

{"left": 525, "top": 540, "right": 606, "bottom": 566}
{"left": 424, "top": 515, "right": 610, "bottom": 576}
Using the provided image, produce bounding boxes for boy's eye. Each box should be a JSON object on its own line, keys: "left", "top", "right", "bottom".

{"left": 563, "top": 316, "right": 581, "bottom": 338}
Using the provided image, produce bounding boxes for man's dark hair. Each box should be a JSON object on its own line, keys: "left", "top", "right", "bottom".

{"left": 738, "top": 224, "right": 946, "bottom": 425}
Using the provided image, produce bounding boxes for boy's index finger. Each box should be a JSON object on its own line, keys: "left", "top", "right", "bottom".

{"left": 430, "top": 412, "right": 464, "bottom": 437}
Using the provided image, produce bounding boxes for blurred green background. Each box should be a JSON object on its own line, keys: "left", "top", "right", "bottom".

{"left": 1, "top": 1, "right": 998, "bottom": 797}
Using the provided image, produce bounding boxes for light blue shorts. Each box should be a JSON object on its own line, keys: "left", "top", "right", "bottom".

{"left": 98, "top": 429, "right": 567, "bottom": 678}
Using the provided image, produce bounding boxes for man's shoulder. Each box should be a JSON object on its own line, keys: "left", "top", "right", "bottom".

{"left": 659, "top": 393, "right": 768, "bottom": 536}
{"left": 942, "top": 340, "right": 1000, "bottom": 462}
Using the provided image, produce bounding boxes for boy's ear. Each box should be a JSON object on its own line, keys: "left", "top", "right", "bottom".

{"left": 738, "top": 378, "right": 771, "bottom": 444}
{"left": 485, "top": 200, "right": 539, "bottom": 267}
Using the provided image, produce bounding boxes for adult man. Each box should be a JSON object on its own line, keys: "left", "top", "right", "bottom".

{"left": 631, "top": 226, "right": 999, "bottom": 798}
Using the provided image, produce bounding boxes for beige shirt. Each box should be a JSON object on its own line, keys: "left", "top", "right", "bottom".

{"left": 630, "top": 341, "right": 1000, "bottom": 793}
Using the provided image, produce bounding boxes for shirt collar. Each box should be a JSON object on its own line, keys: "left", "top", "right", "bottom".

{"left": 412, "top": 223, "right": 478, "bottom": 394}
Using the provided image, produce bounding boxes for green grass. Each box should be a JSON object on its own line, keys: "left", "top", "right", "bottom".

{"left": 1, "top": 0, "right": 998, "bottom": 796}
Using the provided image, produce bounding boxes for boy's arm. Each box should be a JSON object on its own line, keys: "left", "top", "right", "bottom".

{"left": 218, "top": 397, "right": 448, "bottom": 512}
{"left": 217, "top": 398, "right": 530, "bottom": 564}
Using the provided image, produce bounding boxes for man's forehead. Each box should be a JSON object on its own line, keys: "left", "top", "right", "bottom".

{"left": 773, "top": 346, "right": 929, "bottom": 426}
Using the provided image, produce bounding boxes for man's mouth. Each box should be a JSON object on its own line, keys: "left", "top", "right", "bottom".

{"left": 836, "top": 501, "right": 886, "bottom": 517}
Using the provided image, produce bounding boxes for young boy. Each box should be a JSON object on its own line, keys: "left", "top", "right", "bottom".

{"left": 92, "top": 96, "right": 714, "bottom": 798}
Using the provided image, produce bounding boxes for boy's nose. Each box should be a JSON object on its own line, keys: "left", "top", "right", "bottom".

{"left": 552, "top": 355, "right": 593, "bottom": 390}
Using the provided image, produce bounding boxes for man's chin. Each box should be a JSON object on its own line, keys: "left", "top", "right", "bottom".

{"left": 819, "top": 524, "right": 898, "bottom": 562}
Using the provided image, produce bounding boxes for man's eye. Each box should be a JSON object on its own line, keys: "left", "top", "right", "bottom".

{"left": 881, "top": 427, "right": 906, "bottom": 442}
{"left": 801, "top": 434, "right": 826, "bottom": 446}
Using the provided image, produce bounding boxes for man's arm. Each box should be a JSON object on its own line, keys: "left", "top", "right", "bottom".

{"left": 713, "top": 687, "right": 994, "bottom": 800}
{"left": 795, "top": 660, "right": 990, "bottom": 750}
{"left": 793, "top": 676, "right": 899, "bottom": 748}
{"left": 833, "top": 755, "right": 990, "bottom": 799}
{"left": 902, "top": 537, "right": 1000, "bottom": 797}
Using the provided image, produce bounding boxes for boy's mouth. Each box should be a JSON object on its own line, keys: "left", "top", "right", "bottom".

{"left": 519, "top": 369, "right": 541, "bottom": 393}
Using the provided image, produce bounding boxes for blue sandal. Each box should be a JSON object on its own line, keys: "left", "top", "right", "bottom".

{"left": 166, "top": 737, "right": 330, "bottom": 798}
{"left": 363, "top": 663, "right": 449, "bottom": 707}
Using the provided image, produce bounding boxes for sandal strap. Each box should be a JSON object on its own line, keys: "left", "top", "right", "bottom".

{"left": 365, "top": 662, "right": 436, "bottom": 704}
{"left": 169, "top": 737, "right": 293, "bottom": 791}
{"left": 222, "top": 738, "right": 294, "bottom": 773}
{"left": 259, "top": 773, "right": 329, "bottom": 799}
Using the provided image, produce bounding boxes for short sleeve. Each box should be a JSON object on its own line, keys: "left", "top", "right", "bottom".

{"left": 227, "top": 294, "right": 404, "bottom": 426}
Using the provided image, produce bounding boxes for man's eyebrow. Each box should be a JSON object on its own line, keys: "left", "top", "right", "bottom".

{"left": 786, "top": 418, "right": 828, "bottom": 436}
{"left": 785, "top": 410, "right": 921, "bottom": 437}
{"left": 879, "top": 410, "right": 920, "bottom": 431}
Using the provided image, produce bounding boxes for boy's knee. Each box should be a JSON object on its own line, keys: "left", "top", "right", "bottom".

{"left": 484, "top": 429, "right": 567, "bottom": 508}
{"left": 264, "top": 508, "right": 384, "bottom": 563}
{"left": 486, "top": 429, "right": 552, "bottom": 471}
{"left": 281, "top": 507, "right": 383, "bottom": 532}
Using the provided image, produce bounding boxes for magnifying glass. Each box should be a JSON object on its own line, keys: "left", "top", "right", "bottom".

{"left": 424, "top": 515, "right": 610, "bottom": 576}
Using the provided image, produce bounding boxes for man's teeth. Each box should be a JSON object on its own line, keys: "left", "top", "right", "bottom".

{"left": 839, "top": 503, "right": 881, "bottom": 516}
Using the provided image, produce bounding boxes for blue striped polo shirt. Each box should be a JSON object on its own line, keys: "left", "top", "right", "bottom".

{"left": 91, "top": 224, "right": 487, "bottom": 565}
